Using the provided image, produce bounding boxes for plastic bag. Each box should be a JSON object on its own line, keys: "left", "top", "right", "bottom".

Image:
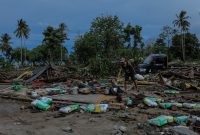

{"left": 31, "top": 100, "right": 50, "bottom": 110}
{"left": 159, "top": 103, "right": 182, "bottom": 108}
{"left": 59, "top": 105, "right": 80, "bottom": 114}
{"left": 183, "top": 103, "right": 196, "bottom": 108}
{"left": 39, "top": 97, "right": 52, "bottom": 105}
{"left": 174, "top": 116, "right": 188, "bottom": 123}
{"left": 144, "top": 97, "right": 162, "bottom": 107}
{"left": 80, "top": 104, "right": 95, "bottom": 112}
{"left": 134, "top": 74, "right": 144, "bottom": 81}
{"left": 148, "top": 115, "right": 174, "bottom": 126}
{"left": 164, "top": 90, "right": 180, "bottom": 94}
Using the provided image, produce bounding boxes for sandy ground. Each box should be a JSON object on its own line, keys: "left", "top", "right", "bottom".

{"left": 0, "top": 97, "right": 147, "bottom": 135}
{"left": 0, "top": 97, "right": 190, "bottom": 135}
{"left": 0, "top": 84, "right": 199, "bottom": 135}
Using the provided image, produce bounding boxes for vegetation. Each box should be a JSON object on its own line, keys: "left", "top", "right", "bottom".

{"left": 0, "top": 10, "right": 199, "bottom": 77}
{"left": 0, "top": 33, "right": 12, "bottom": 60}
{"left": 173, "top": 10, "right": 190, "bottom": 61}
{"left": 14, "top": 19, "right": 30, "bottom": 66}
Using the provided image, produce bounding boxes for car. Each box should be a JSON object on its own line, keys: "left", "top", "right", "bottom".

{"left": 136, "top": 54, "right": 168, "bottom": 74}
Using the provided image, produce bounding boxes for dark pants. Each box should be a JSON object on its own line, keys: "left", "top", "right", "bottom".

{"left": 125, "top": 73, "right": 136, "bottom": 81}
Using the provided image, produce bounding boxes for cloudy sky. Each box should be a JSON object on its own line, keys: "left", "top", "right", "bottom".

{"left": 0, "top": 0, "right": 200, "bottom": 52}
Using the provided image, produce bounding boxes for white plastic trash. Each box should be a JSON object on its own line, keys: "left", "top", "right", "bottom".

{"left": 31, "top": 91, "right": 38, "bottom": 98}
{"left": 134, "top": 74, "right": 144, "bottom": 81}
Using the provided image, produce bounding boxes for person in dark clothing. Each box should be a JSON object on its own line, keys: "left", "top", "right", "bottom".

{"left": 119, "top": 58, "right": 138, "bottom": 92}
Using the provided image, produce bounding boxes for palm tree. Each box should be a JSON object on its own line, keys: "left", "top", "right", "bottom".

{"left": 14, "top": 19, "right": 30, "bottom": 66}
{"left": 173, "top": 10, "right": 190, "bottom": 61}
{"left": 0, "top": 33, "right": 12, "bottom": 60}
{"left": 58, "top": 23, "right": 68, "bottom": 64}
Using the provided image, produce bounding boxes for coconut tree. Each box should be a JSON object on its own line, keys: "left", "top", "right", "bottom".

{"left": 58, "top": 23, "right": 68, "bottom": 64}
{"left": 14, "top": 19, "right": 30, "bottom": 65}
{"left": 173, "top": 10, "right": 190, "bottom": 61}
{"left": 0, "top": 33, "right": 12, "bottom": 60}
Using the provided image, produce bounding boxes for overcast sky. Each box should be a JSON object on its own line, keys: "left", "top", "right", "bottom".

{"left": 0, "top": 0, "right": 200, "bottom": 52}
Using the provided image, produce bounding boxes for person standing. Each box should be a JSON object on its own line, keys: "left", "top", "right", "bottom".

{"left": 119, "top": 58, "right": 138, "bottom": 92}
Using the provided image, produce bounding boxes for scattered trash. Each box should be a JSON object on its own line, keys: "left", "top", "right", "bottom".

{"left": 108, "top": 103, "right": 126, "bottom": 110}
{"left": 46, "top": 87, "right": 65, "bottom": 92}
{"left": 1, "top": 64, "right": 200, "bottom": 134}
{"left": 183, "top": 103, "right": 200, "bottom": 109}
{"left": 168, "top": 126, "right": 198, "bottom": 135}
{"left": 80, "top": 104, "right": 95, "bottom": 112}
{"left": 159, "top": 102, "right": 182, "bottom": 109}
{"left": 62, "top": 127, "right": 73, "bottom": 133}
{"left": 31, "top": 97, "right": 52, "bottom": 110}
{"left": 144, "top": 97, "right": 162, "bottom": 107}
{"left": 119, "top": 126, "right": 127, "bottom": 133}
{"left": 78, "top": 87, "right": 91, "bottom": 94}
{"left": 174, "top": 116, "right": 188, "bottom": 123}
{"left": 164, "top": 90, "right": 180, "bottom": 94}
{"left": 39, "top": 97, "right": 52, "bottom": 105}
{"left": 134, "top": 74, "right": 144, "bottom": 81}
{"left": 94, "top": 104, "right": 108, "bottom": 113}
{"left": 31, "top": 100, "right": 50, "bottom": 110}
{"left": 31, "top": 91, "right": 38, "bottom": 98}
{"left": 112, "top": 125, "right": 127, "bottom": 135}
{"left": 126, "top": 97, "right": 134, "bottom": 106}
{"left": 59, "top": 105, "right": 80, "bottom": 114}
{"left": 148, "top": 115, "right": 174, "bottom": 126}
{"left": 12, "top": 83, "right": 23, "bottom": 91}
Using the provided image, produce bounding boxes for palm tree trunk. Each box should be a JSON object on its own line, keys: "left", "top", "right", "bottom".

{"left": 24, "top": 40, "right": 26, "bottom": 65}
{"left": 181, "top": 30, "right": 184, "bottom": 62}
{"left": 60, "top": 45, "right": 62, "bottom": 65}
{"left": 183, "top": 32, "right": 186, "bottom": 62}
{"left": 20, "top": 37, "right": 23, "bottom": 66}
{"left": 167, "top": 37, "right": 170, "bottom": 59}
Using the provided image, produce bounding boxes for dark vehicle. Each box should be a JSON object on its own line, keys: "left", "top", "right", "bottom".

{"left": 137, "top": 54, "right": 168, "bottom": 74}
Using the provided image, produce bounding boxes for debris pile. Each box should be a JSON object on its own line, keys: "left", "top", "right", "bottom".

{"left": 0, "top": 65, "right": 199, "bottom": 134}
